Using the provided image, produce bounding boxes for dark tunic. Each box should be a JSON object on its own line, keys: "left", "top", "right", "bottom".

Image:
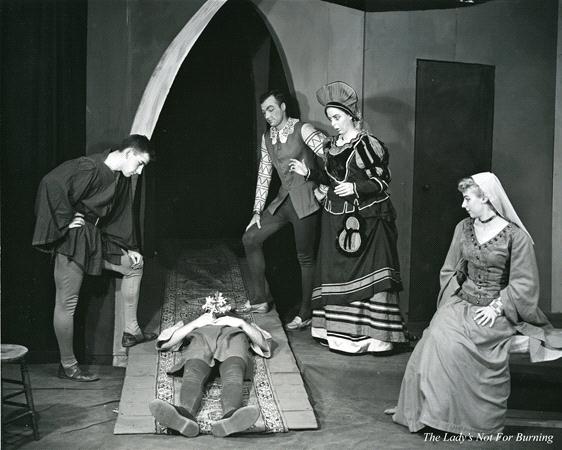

{"left": 32, "top": 152, "right": 138, "bottom": 275}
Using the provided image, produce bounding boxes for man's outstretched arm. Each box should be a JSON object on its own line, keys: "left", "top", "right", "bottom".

{"left": 247, "top": 135, "right": 273, "bottom": 230}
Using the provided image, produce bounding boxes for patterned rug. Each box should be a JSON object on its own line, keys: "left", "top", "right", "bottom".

{"left": 155, "top": 241, "right": 287, "bottom": 434}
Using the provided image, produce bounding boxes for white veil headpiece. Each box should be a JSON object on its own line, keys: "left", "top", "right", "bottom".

{"left": 471, "top": 172, "right": 533, "bottom": 244}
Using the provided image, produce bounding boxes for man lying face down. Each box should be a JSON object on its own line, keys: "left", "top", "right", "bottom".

{"left": 149, "top": 298, "right": 272, "bottom": 438}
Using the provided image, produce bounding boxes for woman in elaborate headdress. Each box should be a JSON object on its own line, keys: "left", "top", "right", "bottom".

{"left": 289, "top": 81, "right": 407, "bottom": 354}
{"left": 390, "top": 172, "right": 562, "bottom": 436}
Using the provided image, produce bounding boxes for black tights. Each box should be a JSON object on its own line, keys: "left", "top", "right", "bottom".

{"left": 242, "top": 198, "right": 318, "bottom": 319}
{"left": 180, "top": 357, "right": 247, "bottom": 417}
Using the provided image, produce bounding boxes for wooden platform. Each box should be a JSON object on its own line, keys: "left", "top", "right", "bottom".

{"left": 114, "top": 307, "right": 317, "bottom": 434}
{"left": 114, "top": 244, "right": 317, "bottom": 435}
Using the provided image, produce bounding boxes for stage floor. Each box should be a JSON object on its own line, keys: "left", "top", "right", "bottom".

{"left": 3, "top": 337, "right": 562, "bottom": 449}
{"left": 3, "top": 240, "right": 562, "bottom": 449}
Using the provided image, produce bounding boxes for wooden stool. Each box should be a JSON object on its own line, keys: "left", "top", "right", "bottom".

{"left": 1, "top": 344, "right": 40, "bottom": 440}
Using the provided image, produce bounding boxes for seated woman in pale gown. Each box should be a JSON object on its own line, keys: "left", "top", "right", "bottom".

{"left": 390, "top": 172, "right": 562, "bottom": 436}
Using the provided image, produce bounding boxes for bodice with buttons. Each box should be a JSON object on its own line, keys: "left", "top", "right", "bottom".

{"left": 457, "top": 219, "right": 512, "bottom": 306}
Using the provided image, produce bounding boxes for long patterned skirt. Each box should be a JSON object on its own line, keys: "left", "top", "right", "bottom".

{"left": 311, "top": 202, "right": 407, "bottom": 354}
{"left": 311, "top": 291, "right": 407, "bottom": 353}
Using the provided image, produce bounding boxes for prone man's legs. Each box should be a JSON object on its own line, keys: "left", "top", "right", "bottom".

{"left": 148, "top": 358, "right": 210, "bottom": 438}
{"left": 212, "top": 356, "right": 260, "bottom": 437}
{"left": 219, "top": 356, "right": 247, "bottom": 415}
{"left": 179, "top": 358, "right": 213, "bottom": 416}
{"left": 150, "top": 357, "right": 258, "bottom": 437}
{"left": 179, "top": 356, "right": 246, "bottom": 417}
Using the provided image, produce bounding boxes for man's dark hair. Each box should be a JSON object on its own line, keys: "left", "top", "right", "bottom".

{"left": 117, "top": 134, "right": 155, "bottom": 160}
{"left": 259, "top": 89, "right": 286, "bottom": 107}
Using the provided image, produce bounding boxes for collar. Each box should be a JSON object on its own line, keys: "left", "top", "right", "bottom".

{"left": 270, "top": 118, "right": 299, "bottom": 144}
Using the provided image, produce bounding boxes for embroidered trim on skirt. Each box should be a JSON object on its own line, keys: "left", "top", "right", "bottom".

{"left": 311, "top": 291, "right": 407, "bottom": 354}
{"left": 312, "top": 200, "right": 403, "bottom": 308}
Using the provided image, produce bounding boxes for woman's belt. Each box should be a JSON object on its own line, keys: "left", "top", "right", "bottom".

{"left": 324, "top": 195, "right": 389, "bottom": 215}
{"left": 457, "top": 289, "right": 496, "bottom": 306}
{"left": 85, "top": 215, "right": 100, "bottom": 226}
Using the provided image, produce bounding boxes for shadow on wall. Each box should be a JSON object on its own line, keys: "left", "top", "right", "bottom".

{"left": 295, "top": 90, "right": 331, "bottom": 138}
{"left": 364, "top": 94, "right": 414, "bottom": 143}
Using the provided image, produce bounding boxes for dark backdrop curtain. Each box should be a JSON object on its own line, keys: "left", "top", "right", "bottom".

{"left": 1, "top": 0, "right": 87, "bottom": 360}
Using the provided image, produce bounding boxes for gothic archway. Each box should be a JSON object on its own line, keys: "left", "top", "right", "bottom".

{"left": 132, "top": 0, "right": 294, "bottom": 245}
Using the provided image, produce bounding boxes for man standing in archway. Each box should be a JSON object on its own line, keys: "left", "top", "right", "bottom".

{"left": 242, "top": 90, "right": 325, "bottom": 330}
